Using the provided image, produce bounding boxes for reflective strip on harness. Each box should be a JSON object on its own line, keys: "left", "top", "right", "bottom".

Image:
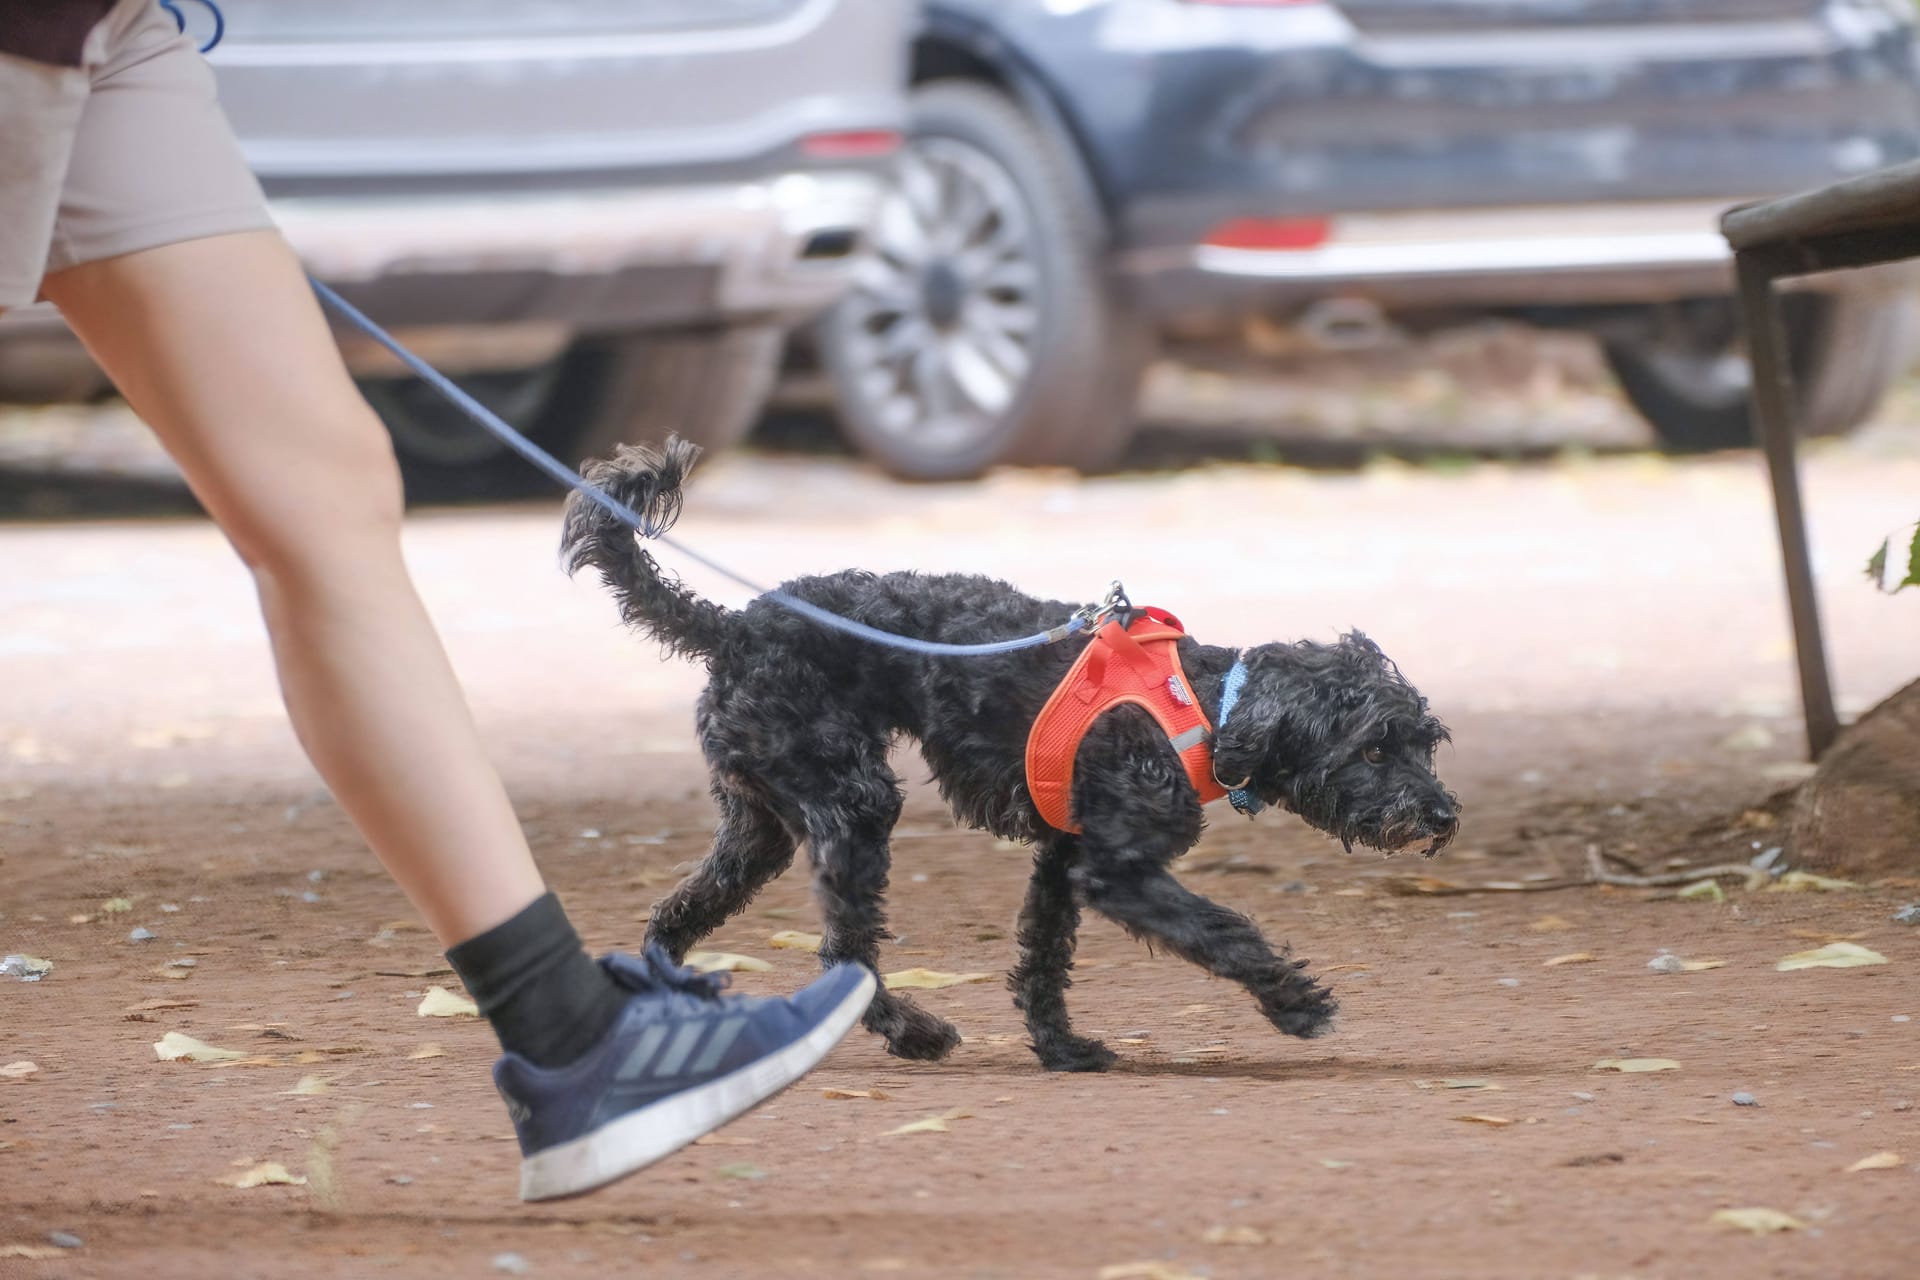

{"left": 1024, "top": 608, "right": 1227, "bottom": 834}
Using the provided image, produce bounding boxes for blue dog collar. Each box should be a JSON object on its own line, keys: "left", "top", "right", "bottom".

{"left": 1215, "top": 656, "right": 1263, "bottom": 817}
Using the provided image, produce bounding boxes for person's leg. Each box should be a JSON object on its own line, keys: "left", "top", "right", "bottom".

{"left": 41, "top": 232, "right": 877, "bottom": 1198}
{"left": 44, "top": 231, "right": 544, "bottom": 946}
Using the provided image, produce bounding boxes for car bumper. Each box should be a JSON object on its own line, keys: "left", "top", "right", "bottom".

{"left": 1122, "top": 200, "right": 1774, "bottom": 313}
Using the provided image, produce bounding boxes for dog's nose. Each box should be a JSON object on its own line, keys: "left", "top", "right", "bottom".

{"left": 1426, "top": 798, "right": 1457, "bottom": 831}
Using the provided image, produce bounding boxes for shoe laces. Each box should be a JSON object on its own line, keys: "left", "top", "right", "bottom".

{"left": 603, "top": 944, "right": 731, "bottom": 1007}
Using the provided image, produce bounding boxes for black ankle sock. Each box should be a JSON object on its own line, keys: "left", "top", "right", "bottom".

{"left": 445, "top": 893, "right": 627, "bottom": 1069}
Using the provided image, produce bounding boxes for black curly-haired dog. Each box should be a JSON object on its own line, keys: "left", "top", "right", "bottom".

{"left": 562, "top": 439, "right": 1457, "bottom": 1072}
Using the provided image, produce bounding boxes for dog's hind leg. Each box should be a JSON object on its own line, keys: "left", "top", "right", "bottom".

{"left": 644, "top": 783, "right": 797, "bottom": 963}
{"left": 1009, "top": 835, "right": 1115, "bottom": 1072}
{"left": 1076, "top": 853, "right": 1338, "bottom": 1040}
{"left": 798, "top": 752, "right": 961, "bottom": 1062}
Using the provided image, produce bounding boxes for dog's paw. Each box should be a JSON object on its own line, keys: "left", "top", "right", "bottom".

{"left": 1035, "top": 1034, "right": 1118, "bottom": 1073}
{"left": 1269, "top": 988, "right": 1340, "bottom": 1040}
{"left": 883, "top": 1008, "right": 964, "bottom": 1061}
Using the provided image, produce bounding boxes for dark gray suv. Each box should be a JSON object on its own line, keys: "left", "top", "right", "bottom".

{"left": 817, "top": 0, "right": 1920, "bottom": 478}
{"left": 0, "top": 0, "right": 908, "bottom": 495}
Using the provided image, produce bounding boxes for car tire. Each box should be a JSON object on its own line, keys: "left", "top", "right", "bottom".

{"left": 817, "top": 79, "right": 1149, "bottom": 480}
{"left": 568, "top": 325, "right": 784, "bottom": 464}
{"left": 361, "top": 326, "right": 781, "bottom": 501}
{"left": 1605, "top": 291, "right": 1915, "bottom": 452}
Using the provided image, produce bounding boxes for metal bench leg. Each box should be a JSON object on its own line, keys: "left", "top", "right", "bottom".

{"left": 1735, "top": 252, "right": 1840, "bottom": 760}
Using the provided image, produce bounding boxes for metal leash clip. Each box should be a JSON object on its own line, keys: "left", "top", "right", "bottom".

{"left": 1052, "top": 580, "right": 1132, "bottom": 642}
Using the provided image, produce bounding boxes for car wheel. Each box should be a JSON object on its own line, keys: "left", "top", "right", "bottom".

{"left": 1605, "top": 291, "right": 1915, "bottom": 452}
{"left": 360, "top": 357, "right": 577, "bottom": 502}
{"left": 568, "top": 325, "right": 783, "bottom": 464}
{"left": 818, "top": 80, "right": 1149, "bottom": 480}
{"left": 361, "top": 326, "right": 781, "bottom": 501}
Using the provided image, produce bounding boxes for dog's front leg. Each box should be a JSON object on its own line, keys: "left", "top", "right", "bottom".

{"left": 1009, "top": 834, "right": 1115, "bottom": 1072}
{"left": 1075, "top": 852, "right": 1338, "bottom": 1040}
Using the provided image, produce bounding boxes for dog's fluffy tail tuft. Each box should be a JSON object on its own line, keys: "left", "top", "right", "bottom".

{"left": 561, "top": 436, "right": 733, "bottom": 661}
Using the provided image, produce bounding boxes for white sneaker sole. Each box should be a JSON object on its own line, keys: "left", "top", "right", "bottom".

{"left": 518, "top": 968, "right": 876, "bottom": 1201}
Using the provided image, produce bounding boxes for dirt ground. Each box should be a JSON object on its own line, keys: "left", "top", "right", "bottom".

{"left": 4, "top": 405, "right": 1920, "bottom": 1279}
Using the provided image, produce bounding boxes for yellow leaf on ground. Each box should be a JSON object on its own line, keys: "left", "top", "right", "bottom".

{"left": 153, "top": 1032, "right": 244, "bottom": 1063}
{"left": 881, "top": 1108, "right": 971, "bottom": 1137}
{"left": 686, "top": 951, "right": 773, "bottom": 974}
{"left": 1676, "top": 880, "right": 1726, "bottom": 903}
{"left": 1846, "top": 1151, "right": 1903, "bottom": 1172}
{"left": 1097, "top": 1264, "right": 1204, "bottom": 1280}
{"left": 1201, "top": 1225, "right": 1268, "bottom": 1246}
{"left": 101, "top": 898, "right": 133, "bottom": 914}
{"left": 1528, "top": 915, "right": 1575, "bottom": 933}
{"left": 220, "top": 1162, "right": 306, "bottom": 1189}
{"left": 767, "top": 930, "right": 822, "bottom": 951}
{"left": 1679, "top": 959, "right": 1727, "bottom": 972}
{"left": 1710, "top": 1207, "right": 1803, "bottom": 1235}
{"left": 822, "top": 1087, "right": 890, "bottom": 1100}
{"left": 406, "top": 1044, "right": 446, "bottom": 1060}
{"left": 0, "top": 1061, "right": 38, "bottom": 1080}
{"left": 1775, "top": 942, "right": 1889, "bottom": 971}
{"left": 416, "top": 986, "right": 479, "bottom": 1017}
{"left": 883, "top": 968, "right": 994, "bottom": 991}
{"left": 1544, "top": 953, "right": 1596, "bottom": 967}
{"left": 1454, "top": 1114, "right": 1515, "bottom": 1127}
{"left": 1767, "top": 870, "right": 1861, "bottom": 894}
{"left": 1593, "top": 1058, "right": 1681, "bottom": 1073}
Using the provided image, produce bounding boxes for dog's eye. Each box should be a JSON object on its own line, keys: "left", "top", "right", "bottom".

{"left": 1362, "top": 746, "right": 1386, "bottom": 765}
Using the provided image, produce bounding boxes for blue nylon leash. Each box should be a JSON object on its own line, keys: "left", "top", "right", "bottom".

{"left": 159, "top": 0, "right": 224, "bottom": 53}
{"left": 308, "top": 278, "right": 1097, "bottom": 658}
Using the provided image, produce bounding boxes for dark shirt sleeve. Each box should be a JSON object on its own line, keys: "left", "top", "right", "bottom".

{"left": 0, "top": 0, "right": 119, "bottom": 68}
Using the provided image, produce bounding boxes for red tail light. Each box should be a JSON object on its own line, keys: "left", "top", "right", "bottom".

{"left": 1202, "top": 217, "right": 1331, "bottom": 251}
{"left": 800, "top": 130, "right": 904, "bottom": 159}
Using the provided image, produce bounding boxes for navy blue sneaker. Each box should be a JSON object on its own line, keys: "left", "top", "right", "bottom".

{"left": 494, "top": 945, "right": 875, "bottom": 1201}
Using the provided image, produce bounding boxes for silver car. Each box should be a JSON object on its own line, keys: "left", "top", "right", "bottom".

{"left": 0, "top": 0, "right": 908, "bottom": 497}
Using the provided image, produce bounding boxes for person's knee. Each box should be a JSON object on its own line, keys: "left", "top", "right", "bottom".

{"left": 224, "top": 407, "right": 406, "bottom": 582}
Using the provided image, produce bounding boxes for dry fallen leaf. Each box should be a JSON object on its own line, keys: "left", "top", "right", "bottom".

{"left": 0, "top": 1244, "right": 65, "bottom": 1259}
{"left": 1201, "top": 1225, "right": 1268, "bottom": 1246}
{"left": 1679, "top": 958, "right": 1727, "bottom": 972}
{"left": 0, "top": 1061, "right": 39, "bottom": 1081}
{"left": 692, "top": 1134, "right": 757, "bottom": 1147}
{"left": 882, "top": 968, "right": 994, "bottom": 991}
{"left": 767, "top": 930, "right": 822, "bottom": 951}
{"left": 406, "top": 1044, "right": 446, "bottom": 1061}
{"left": 1454, "top": 1114, "right": 1515, "bottom": 1127}
{"left": 1845, "top": 1151, "right": 1902, "bottom": 1173}
{"left": 124, "top": 996, "right": 197, "bottom": 1021}
{"left": 153, "top": 1032, "right": 245, "bottom": 1063}
{"left": 881, "top": 1108, "right": 971, "bottom": 1137}
{"left": 1593, "top": 1058, "right": 1681, "bottom": 1073}
{"left": 1319, "top": 1158, "right": 1352, "bottom": 1170}
{"left": 101, "top": 898, "right": 133, "bottom": 914}
{"left": 822, "top": 1087, "right": 890, "bottom": 1100}
{"left": 1767, "top": 870, "right": 1860, "bottom": 894}
{"left": 220, "top": 1161, "right": 306, "bottom": 1189}
{"left": 1709, "top": 1207, "right": 1803, "bottom": 1235}
{"left": 416, "top": 986, "right": 479, "bottom": 1017}
{"left": 1544, "top": 952, "right": 1596, "bottom": 967}
{"left": 1528, "top": 915, "right": 1575, "bottom": 933}
{"left": 1676, "top": 880, "right": 1726, "bottom": 903}
{"left": 1097, "top": 1264, "right": 1205, "bottom": 1280}
{"left": 686, "top": 951, "right": 773, "bottom": 974}
{"left": 1775, "top": 942, "right": 1889, "bottom": 971}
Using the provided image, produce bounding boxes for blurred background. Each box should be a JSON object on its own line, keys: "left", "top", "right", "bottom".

{"left": 6, "top": 0, "right": 1920, "bottom": 504}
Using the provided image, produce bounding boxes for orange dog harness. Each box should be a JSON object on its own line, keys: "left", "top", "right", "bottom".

{"left": 1025, "top": 607, "right": 1227, "bottom": 834}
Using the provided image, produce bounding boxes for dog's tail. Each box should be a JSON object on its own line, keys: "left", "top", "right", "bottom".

{"left": 561, "top": 437, "right": 734, "bottom": 661}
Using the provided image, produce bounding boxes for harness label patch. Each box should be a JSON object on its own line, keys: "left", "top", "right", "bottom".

{"left": 1166, "top": 675, "right": 1192, "bottom": 706}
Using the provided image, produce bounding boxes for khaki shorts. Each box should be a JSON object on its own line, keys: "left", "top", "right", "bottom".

{"left": 0, "top": 0, "right": 272, "bottom": 307}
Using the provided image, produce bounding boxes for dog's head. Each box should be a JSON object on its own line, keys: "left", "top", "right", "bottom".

{"left": 1211, "top": 632, "right": 1457, "bottom": 857}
